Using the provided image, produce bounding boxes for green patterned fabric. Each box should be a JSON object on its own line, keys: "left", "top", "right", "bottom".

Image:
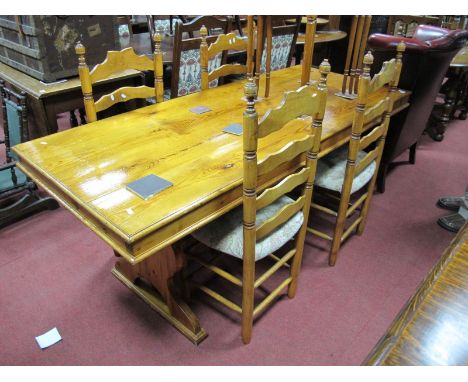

{"left": 260, "top": 34, "right": 294, "bottom": 73}
{"left": 1, "top": 98, "right": 27, "bottom": 191}
{"left": 177, "top": 49, "right": 222, "bottom": 97}
{"left": 192, "top": 196, "right": 304, "bottom": 261}
{"left": 0, "top": 166, "right": 27, "bottom": 191}
{"left": 315, "top": 146, "right": 376, "bottom": 194}
{"left": 5, "top": 99, "right": 22, "bottom": 160}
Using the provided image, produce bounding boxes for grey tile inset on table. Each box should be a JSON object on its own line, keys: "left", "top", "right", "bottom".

{"left": 189, "top": 106, "right": 212, "bottom": 114}
{"left": 126, "top": 174, "right": 173, "bottom": 200}
{"left": 223, "top": 123, "right": 243, "bottom": 136}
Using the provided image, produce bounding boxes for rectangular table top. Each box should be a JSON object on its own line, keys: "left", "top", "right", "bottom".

{"left": 13, "top": 65, "right": 410, "bottom": 263}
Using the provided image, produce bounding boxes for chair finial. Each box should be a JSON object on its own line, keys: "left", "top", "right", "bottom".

{"left": 364, "top": 51, "right": 374, "bottom": 65}
{"left": 200, "top": 25, "right": 208, "bottom": 38}
{"left": 397, "top": 41, "right": 406, "bottom": 54}
{"left": 319, "top": 59, "right": 331, "bottom": 75}
{"left": 153, "top": 32, "right": 162, "bottom": 44}
{"left": 75, "top": 41, "right": 85, "bottom": 55}
{"left": 244, "top": 78, "right": 257, "bottom": 101}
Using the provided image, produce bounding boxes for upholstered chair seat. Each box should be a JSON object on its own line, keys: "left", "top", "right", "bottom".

{"left": 315, "top": 146, "right": 376, "bottom": 194}
{"left": 192, "top": 195, "right": 304, "bottom": 261}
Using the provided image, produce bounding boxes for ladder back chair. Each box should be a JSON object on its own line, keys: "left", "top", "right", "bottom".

{"left": 0, "top": 81, "right": 58, "bottom": 227}
{"left": 75, "top": 34, "right": 164, "bottom": 123}
{"left": 190, "top": 60, "right": 331, "bottom": 344}
{"left": 200, "top": 26, "right": 250, "bottom": 90}
{"left": 255, "top": 16, "right": 301, "bottom": 97}
{"left": 170, "top": 16, "right": 232, "bottom": 99}
{"left": 308, "top": 42, "right": 405, "bottom": 266}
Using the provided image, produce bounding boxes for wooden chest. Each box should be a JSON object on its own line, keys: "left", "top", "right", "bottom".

{"left": 0, "top": 15, "right": 120, "bottom": 82}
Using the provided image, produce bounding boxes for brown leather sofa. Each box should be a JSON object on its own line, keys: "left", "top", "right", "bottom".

{"left": 367, "top": 25, "right": 468, "bottom": 193}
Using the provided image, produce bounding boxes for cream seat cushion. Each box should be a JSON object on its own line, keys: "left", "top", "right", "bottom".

{"left": 315, "top": 146, "right": 376, "bottom": 194}
{"left": 192, "top": 196, "right": 304, "bottom": 261}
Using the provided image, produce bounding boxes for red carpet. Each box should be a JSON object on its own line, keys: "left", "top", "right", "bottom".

{"left": 0, "top": 112, "right": 466, "bottom": 365}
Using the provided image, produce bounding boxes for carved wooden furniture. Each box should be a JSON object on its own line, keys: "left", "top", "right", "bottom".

{"left": 429, "top": 46, "right": 468, "bottom": 134}
{"left": 200, "top": 27, "right": 249, "bottom": 91}
{"left": 363, "top": 223, "right": 468, "bottom": 365}
{"left": 0, "top": 62, "right": 143, "bottom": 137}
{"left": 336, "top": 15, "right": 372, "bottom": 99}
{"left": 12, "top": 65, "right": 410, "bottom": 344}
{"left": 75, "top": 34, "right": 164, "bottom": 123}
{"left": 308, "top": 43, "right": 405, "bottom": 266}
{"left": 170, "top": 16, "right": 232, "bottom": 99}
{"left": 368, "top": 26, "right": 468, "bottom": 192}
{"left": 189, "top": 63, "right": 330, "bottom": 344}
{"left": 0, "top": 80, "right": 58, "bottom": 227}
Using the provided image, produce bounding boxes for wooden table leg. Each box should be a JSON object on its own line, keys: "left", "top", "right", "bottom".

{"left": 111, "top": 245, "right": 208, "bottom": 345}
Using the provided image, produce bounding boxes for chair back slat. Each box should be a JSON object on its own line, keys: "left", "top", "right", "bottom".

{"left": 208, "top": 64, "right": 248, "bottom": 82}
{"left": 256, "top": 167, "right": 309, "bottom": 210}
{"left": 94, "top": 86, "right": 156, "bottom": 113}
{"left": 258, "top": 85, "right": 320, "bottom": 138}
{"left": 362, "top": 97, "right": 389, "bottom": 126}
{"left": 359, "top": 123, "right": 385, "bottom": 151}
{"left": 256, "top": 195, "right": 305, "bottom": 241}
{"left": 208, "top": 32, "right": 248, "bottom": 57}
{"left": 367, "top": 58, "right": 397, "bottom": 94}
{"left": 257, "top": 135, "right": 314, "bottom": 177}
{"left": 89, "top": 48, "right": 154, "bottom": 83}
{"left": 354, "top": 147, "right": 379, "bottom": 176}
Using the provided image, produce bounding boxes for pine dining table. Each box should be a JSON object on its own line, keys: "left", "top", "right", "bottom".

{"left": 12, "top": 64, "right": 410, "bottom": 344}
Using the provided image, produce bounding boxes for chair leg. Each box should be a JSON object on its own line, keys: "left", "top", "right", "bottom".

{"left": 376, "top": 163, "right": 387, "bottom": 193}
{"left": 409, "top": 142, "right": 417, "bottom": 164}
{"left": 288, "top": 224, "right": 307, "bottom": 298}
{"left": 329, "top": 203, "right": 348, "bottom": 266}
{"left": 241, "top": 252, "right": 255, "bottom": 344}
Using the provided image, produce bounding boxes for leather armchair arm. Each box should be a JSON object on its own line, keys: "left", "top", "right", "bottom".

{"left": 369, "top": 25, "right": 468, "bottom": 53}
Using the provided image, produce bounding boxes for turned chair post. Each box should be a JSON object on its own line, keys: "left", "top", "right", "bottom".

{"left": 301, "top": 15, "right": 318, "bottom": 86}
{"left": 200, "top": 25, "right": 209, "bottom": 91}
{"left": 75, "top": 42, "right": 97, "bottom": 123}
{"left": 357, "top": 41, "right": 406, "bottom": 235}
{"left": 246, "top": 16, "right": 255, "bottom": 79}
{"left": 153, "top": 32, "right": 164, "bottom": 103}
{"left": 264, "top": 16, "right": 273, "bottom": 97}
{"left": 254, "top": 16, "right": 264, "bottom": 96}
{"left": 288, "top": 59, "right": 331, "bottom": 297}
{"left": 241, "top": 79, "right": 259, "bottom": 344}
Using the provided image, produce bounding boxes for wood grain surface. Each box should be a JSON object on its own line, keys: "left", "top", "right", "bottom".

{"left": 363, "top": 223, "right": 468, "bottom": 365}
{"left": 13, "top": 65, "right": 410, "bottom": 264}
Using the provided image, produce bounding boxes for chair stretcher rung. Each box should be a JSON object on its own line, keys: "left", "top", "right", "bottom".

{"left": 311, "top": 202, "right": 338, "bottom": 216}
{"left": 268, "top": 253, "right": 291, "bottom": 268}
{"left": 307, "top": 227, "right": 333, "bottom": 241}
{"left": 187, "top": 254, "right": 242, "bottom": 287}
{"left": 255, "top": 249, "right": 296, "bottom": 288}
{"left": 253, "top": 277, "right": 292, "bottom": 318}
{"left": 198, "top": 285, "right": 242, "bottom": 314}
{"left": 346, "top": 192, "right": 368, "bottom": 217}
{"left": 341, "top": 216, "right": 363, "bottom": 242}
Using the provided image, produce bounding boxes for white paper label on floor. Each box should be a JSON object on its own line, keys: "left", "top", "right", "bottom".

{"left": 35, "top": 327, "right": 62, "bottom": 349}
